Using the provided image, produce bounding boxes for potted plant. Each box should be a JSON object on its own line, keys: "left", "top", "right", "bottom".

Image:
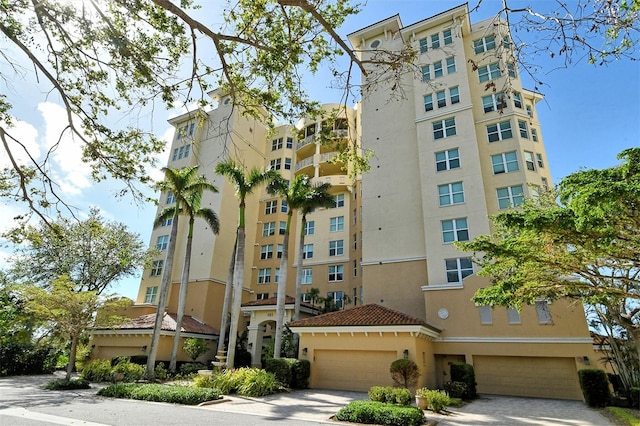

{"left": 415, "top": 387, "right": 429, "bottom": 410}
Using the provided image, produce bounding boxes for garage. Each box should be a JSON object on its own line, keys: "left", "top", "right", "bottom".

{"left": 473, "top": 356, "right": 583, "bottom": 400}
{"left": 314, "top": 349, "right": 398, "bottom": 391}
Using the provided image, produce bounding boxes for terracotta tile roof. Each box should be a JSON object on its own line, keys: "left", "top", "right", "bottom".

{"left": 101, "top": 312, "right": 218, "bottom": 336}
{"left": 287, "top": 304, "right": 437, "bottom": 330}
{"left": 242, "top": 295, "right": 316, "bottom": 311}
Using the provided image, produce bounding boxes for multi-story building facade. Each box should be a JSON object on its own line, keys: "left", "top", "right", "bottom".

{"left": 93, "top": 4, "right": 598, "bottom": 400}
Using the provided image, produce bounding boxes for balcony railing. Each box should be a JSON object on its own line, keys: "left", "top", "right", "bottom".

{"left": 296, "top": 135, "right": 315, "bottom": 150}
{"left": 294, "top": 156, "right": 314, "bottom": 171}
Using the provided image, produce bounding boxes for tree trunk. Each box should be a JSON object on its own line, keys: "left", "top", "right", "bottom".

{"left": 66, "top": 333, "right": 79, "bottom": 380}
{"left": 292, "top": 214, "right": 307, "bottom": 352}
{"left": 217, "top": 236, "right": 237, "bottom": 355}
{"left": 274, "top": 212, "right": 292, "bottom": 358}
{"left": 145, "top": 213, "right": 180, "bottom": 380}
{"left": 169, "top": 221, "right": 195, "bottom": 372}
{"left": 227, "top": 225, "right": 245, "bottom": 368}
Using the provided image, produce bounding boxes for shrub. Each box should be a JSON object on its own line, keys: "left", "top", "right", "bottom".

{"left": 236, "top": 368, "right": 282, "bottom": 397}
{"left": 578, "top": 369, "right": 611, "bottom": 407}
{"left": 368, "top": 386, "right": 411, "bottom": 405}
{"left": 393, "top": 387, "right": 412, "bottom": 406}
{"left": 265, "top": 358, "right": 293, "bottom": 387}
{"left": 192, "top": 374, "right": 216, "bottom": 389}
{"left": 423, "top": 389, "right": 450, "bottom": 413}
{"left": 155, "top": 362, "right": 168, "bottom": 380}
{"left": 444, "top": 381, "right": 467, "bottom": 399}
{"left": 450, "top": 363, "right": 477, "bottom": 400}
{"left": 183, "top": 338, "right": 209, "bottom": 362}
{"left": 82, "top": 359, "right": 113, "bottom": 382}
{"left": 179, "top": 362, "right": 205, "bottom": 377}
{"left": 389, "top": 359, "right": 420, "bottom": 389}
{"left": 291, "top": 359, "right": 311, "bottom": 389}
{"left": 335, "top": 400, "right": 425, "bottom": 426}
{"left": 98, "top": 383, "right": 221, "bottom": 405}
{"left": 0, "top": 341, "right": 58, "bottom": 376}
{"left": 44, "top": 378, "right": 90, "bottom": 390}
{"left": 630, "top": 387, "right": 640, "bottom": 408}
{"left": 234, "top": 349, "right": 252, "bottom": 368}
{"left": 112, "top": 359, "right": 144, "bottom": 383}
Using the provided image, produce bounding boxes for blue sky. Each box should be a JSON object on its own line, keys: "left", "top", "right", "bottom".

{"left": 1, "top": 1, "right": 638, "bottom": 301}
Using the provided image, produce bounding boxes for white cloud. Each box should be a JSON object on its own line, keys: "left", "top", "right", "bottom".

{"left": 0, "top": 117, "right": 40, "bottom": 169}
{"left": 147, "top": 126, "right": 173, "bottom": 183}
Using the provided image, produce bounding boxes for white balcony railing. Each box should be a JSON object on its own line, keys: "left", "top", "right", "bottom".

{"left": 294, "top": 156, "right": 314, "bottom": 171}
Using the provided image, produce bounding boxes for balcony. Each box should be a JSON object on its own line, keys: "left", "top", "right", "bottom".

{"left": 295, "top": 156, "right": 314, "bottom": 172}
{"left": 296, "top": 135, "right": 315, "bottom": 150}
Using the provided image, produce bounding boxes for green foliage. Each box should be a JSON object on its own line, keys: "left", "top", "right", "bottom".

{"left": 44, "top": 378, "right": 90, "bottom": 390}
{"left": 235, "top": 369, "right": 282, "bottom": 397}
{"left": 82, "top": 359, "right": 113, "bottom": 382}
{"left": 291, "top": 359, "right": 311, "bottom": 389}
{"left": 606, "top": 406, "right": 640, "bottom": 426}
{"left": 335, "top": 400, "right": 426, "bottom": 426}
{"left": 444, "top": 381, "right": 467, "bottom": 399}
{"left": 389, "top": 359, "right": 420, "bottom": 389}
{"left": 630, "top": 387, "right": 640, "bottom": 408}
{"left": 450, "top": 363, "right": 477, "bottom": 400}
{"left": 182, "top": 338, "right": 209, "bottom": 362}
{"left": 421, "top": 389, "right": 451, "bottom": 413}
{"left": 97, "top": 383, "right": 221, "bottom": 405}
{"left": 194, "top": 368, "right": 283, "bottom": 397}
{"left": 368, "top": 386, "right": 412, "bottom": 405}
{"left": 179, "top": 362, "right": 206, "bottom": 377}
{"left": 578, "top": 369, "right": 612, "bottom": 407}
{"left": 155, "top": 363, "right": 169, "bottom": 381}
{"left": 0, "top": 341, "right": 59, "bottom": 376}
{"left": 264, "top": 358, "right": 293, "bottom": 387}
{"left": 112, "top": 358, "right": 145, "bottom": 382}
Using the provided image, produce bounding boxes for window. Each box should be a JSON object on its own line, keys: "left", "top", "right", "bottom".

{"left": 536, "top": 153, "right": 544, "bottom": 168}
{"left": 446, "top": 57, "right": 456, "bottom": 73}
{"left": 419, "top": 38, "right": 428, "bottom": 53}
{"left": 305, "top": 123, "right": 316, "bottom": 137}
{"left": 258, "top": 268, "right": 271, "bottom": 284}
{"left": 160, "top": 217, "right": 173, "bottom": 227}
{"left": 353, "top": 233, "right": 357, "bottom": 250}
{"left": 497, "top": 185, "right": 525, "bottom": 209}
{"left": 518, "top": 120, "right": 529, "bottom": 139}
{"left": 189, "top": 123, "right": 195, "bottom": 136}
{"left": 271, "top": 137, "right": 283, "bottom": 150}
{"left": 431, "top": 33, "right": 440, "bottom": 48}
{"left": 421, "top": 65, "right": 431, "bottom": 82}
{"left": 435, "top": 148, "right": 460, "bottom": 171}
{"left": 445, "top": 257, "right": 473, "bottom": 283}
{"left": 281, "top": 200, "right": 288, "bottom": 213}
{"left": 329, "top": 240, "right": 344, "bottom": 256}
{"left": 438, "top": 182, "right": 465, "bottom": 206}
{"left": 433, "top": 118, "right": 456, "bottom": 140}
{"left": 491, "top": 151, "right": 519, "bottom": 174}
{"left": 441, "top": 218, "right": 469, "bottom": 243}
{"left": 260, "top": 244, "right": 274, "bottom": 260}
{"left": 270, "top": 158, "right": 281, "bottom": 170}
{"left": 257, "top": 293, "right": 269, "bottom": 300}
{"left": 479, "top": 305, "right": 493, "bottom": 325}
{"left": 279, "top": 221, "right": 287, "bottom": 235}
{"left": 507, "top": 62, "right": 517, "bottom": 78}
{"left": 424, "top": 94, "right": 434, "bottom": 112}
{"left": 286, "top": 137, "right": 293, "bottom": 149}
{"left": 503, "top": 35, "right": 512, "bottom": 48}
{"left": 353, "top": 260, "right": 358, "bottom": 277}
{"left": 301, "top": 269, "right": 312, "bottom": 284}
{"left": 303, "top": 244, "right": 314, "bottom": 259}
{"left": 513, "top": 92, "right": 523, "bottom": 108}
{"left": 507, "top": 308, "right": 521, "bottom": 324}
{"left": 302, "top": 293, "right": 312, "bottom": 302}
{"left": 328, "top": 291, "right": 345, "bottom": 309}
{"left": 541, "top": 177, "right": 549, "bottom": 191}
{"left": 166, "top": 192, "right": 175, "bottom": 204}
{"left": 284, "top": 158, "right": 292, "bottom": 170}
{"left": 156, "top": 235, "right": 169, "bottom": 250}
{"left": 150, "top": 260, "right": 163, "bottom": 277}
{"left": 144, "top": 286, "right": 158, "bottom": 303}
{"left": 433, "top": 60, "right": 443, "bottom": 78}
{"left": 478, "top": 62, "right": 501, "bottom": 82}
{"left": 328, "top": 265, "right": 344, "bottom": 282}
{"left": 330, "top": 216, "right": 344, "bottom": 232}
{"left": 473, "top": 35, "right": 496, "bottom": 54}
{"left": 526, "top": 105, "right": 533, "bottom": 118}
{"left": 172, "top": 148, "right": 178, "bottom": 161}
{"left": 443, "top": 29, "right": 453, "bottom": 45}
{"left": 437, "top": 90, "right": 446, "bottom": 108}
{"left": 487, "top": 120, "right": 512, "bottom": 142}
{"left": 277, "top": 244, "right": 283, "bottom": 259}
{"left": 275, "top": 267, "right": 280, "bottom": 283}
{"left": 333, "top": 193, "right": 345, "bottom": 208}
{"left": 265, "top": 200, "right": 277, "bottom": 214}
{"left": 524, "top": 151, "right": 535, "bottom": 171}
{"left": 262, "top": 222, "right": 276, "bottom": 237}
{"left": 536, "top": 300, "right": 552, "bottom": 324}
{"left": 531, "top": 128, "right": 539, "bottom": 142}
{"left": 482, "top": 93, "right": 506, "bottom": 113}
{"left": 184, "top": 145, "right": 190, "bottom": 158}
{"left": 449, "top": 87, "right": 460, "bottom": 104}
{"left": 304, "top": 220, "right": 315, "bottom": 236}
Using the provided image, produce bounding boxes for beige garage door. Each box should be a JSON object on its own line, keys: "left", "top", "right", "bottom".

{"left": 314, "top": 349, "right": 397, "bottom": 391}
{"left": 474, "top": 356, "right": 582, "bottom": 400}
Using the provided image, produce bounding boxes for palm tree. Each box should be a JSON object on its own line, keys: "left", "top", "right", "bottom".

{"left": 267, "top": 174, "right": 332, "bottom": 358}
{"left": 215, "top": 159, "right": 278, "bottom": 367}
{"left": 155, "top": 185, "right": 220, "bottom": 373}
{"left": 145, "top": 166, "right": 214, "bottom": 380}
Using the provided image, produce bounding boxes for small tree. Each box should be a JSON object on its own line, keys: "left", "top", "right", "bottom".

{"left": 182, "top": 338, "right": 209, "bottom": 362}
{"left": 390, "top": 358, "right": 420, "bottom": 389}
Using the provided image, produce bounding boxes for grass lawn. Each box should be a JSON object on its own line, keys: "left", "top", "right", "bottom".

{"left": 603, "top": 407, "right": 640, "bottom": 426}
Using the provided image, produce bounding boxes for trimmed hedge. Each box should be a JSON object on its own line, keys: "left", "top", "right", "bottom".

{"left": 450, "top": 363, "right": 477, "bottom": 400}
{"left": 368, "top": 386, "right": 412, "bottom": 406}
{"left": 44, "top": 378, "right": 90, "bottom": 390}
{"left": 578, "top": 369, "right": 611, "bottom": 407}
{"left": 264, "top": 358, "right": 310, "bottom": 389}
{"left": 0, "top": 341, "right": 59, "bottom": 376}
{"left": 98, "top": 383, "right": 222, "bottom": 405}
{"left": 335, "top": 400, "right": 425, "bottom": 426}
{"left": 389, "top": 359, "right": 420, "bottom": 388}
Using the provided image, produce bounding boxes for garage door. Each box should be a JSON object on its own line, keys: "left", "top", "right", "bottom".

{"left": 314, "top": 350, "right": 397, "bottom": 391}
{"left": 474, "top": 356, "right": 582, "bottom": 400}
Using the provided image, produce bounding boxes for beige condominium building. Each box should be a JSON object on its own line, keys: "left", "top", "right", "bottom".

{"left": 92, "top": 3, "right": 599, "bottom": 400}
